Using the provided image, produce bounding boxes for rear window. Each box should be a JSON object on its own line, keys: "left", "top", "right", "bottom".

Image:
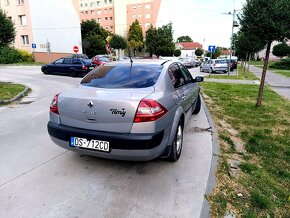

{"left": 81, "top": 65, "right": 162, "bottom": 88}
{"left": 216, "top": 60, "right": 227, "bottom": 64}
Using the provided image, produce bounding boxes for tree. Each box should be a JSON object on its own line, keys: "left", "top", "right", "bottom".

{"left": 195, "top": 48, "right": 204, "bottom": 57}
{"left": 80, "top": 20, "right": 109, "bottom": 57}
{"left": 173, "top": 49, "right": 181, "bottom": 57}
{"left": 128, "top": 20, "right": 143, "bottom": 56}
{"left": 0, "top": 9, "right": 16, "bottom": 47}
{"left": 109, "top": 34, "right": 127, "bottom": 59}
{"left": 272, "top": 42, "right": 290, "bottom": 58}
{"left": 177, "top": 36, "right": 193, "bottom": 42}
{"left": 154, "top": 23, "right": 175, "bottom": 57}
{"left": 239, "top": 0, "right": 290, "bottom": 107}
{"left": 145, "top": 25, "right": 157, "bottom": 57}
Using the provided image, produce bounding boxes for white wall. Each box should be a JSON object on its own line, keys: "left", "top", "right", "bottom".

{"left": 29, "top": 0, "right": 82, "bottom": 53}
{"left": 181, "top": 50, "right": 196, "bottom": 58}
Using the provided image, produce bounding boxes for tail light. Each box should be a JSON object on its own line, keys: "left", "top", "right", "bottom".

{"left": 134, "top": 99, "right": 168, "bottom": 123}
{"left": 82, "top": 65, "right": 88, "bottom": 70}
{"left": 50, "top": 94, "right": 59, "bottom": 114}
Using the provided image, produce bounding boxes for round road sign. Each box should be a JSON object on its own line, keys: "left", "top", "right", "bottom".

{"left": 73, "top": 46, "right": 79, "bottom": 53}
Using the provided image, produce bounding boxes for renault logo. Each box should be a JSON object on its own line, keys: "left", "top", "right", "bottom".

{"left": 87, "top": 101, "right": 93, "bottom": 107}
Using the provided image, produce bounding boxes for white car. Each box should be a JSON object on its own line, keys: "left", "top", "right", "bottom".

{"left": 200, "top": 59, "right": 228, "bottom": 73}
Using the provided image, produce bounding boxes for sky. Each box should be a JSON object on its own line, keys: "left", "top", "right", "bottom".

{"left": 156, "top": 0, "right": 246, "bottom": 50}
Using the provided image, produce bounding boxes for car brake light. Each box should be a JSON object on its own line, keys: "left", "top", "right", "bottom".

{"left": 82, "top": 65, "right": 88, "bottom": 70}
{"left": 134, "top": 99, "right": 168, "bottom": 123}
{"left": 50, "top": 94, "right": 59, "bottom": 114}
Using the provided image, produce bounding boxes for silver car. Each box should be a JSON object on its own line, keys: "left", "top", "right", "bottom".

{"left": 201, "top": 59, "right": 228, "bottom": 73}
{"left": 47, "top": 59, "right": 203, "bottom": 162}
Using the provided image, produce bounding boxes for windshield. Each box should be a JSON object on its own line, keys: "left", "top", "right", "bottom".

{"left": 81, "top": 65, "right": 162, "bottom": 88}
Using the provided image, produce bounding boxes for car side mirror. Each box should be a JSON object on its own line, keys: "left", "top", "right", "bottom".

{"left": 193, "top": 76, "right": 204, "bottom": 82}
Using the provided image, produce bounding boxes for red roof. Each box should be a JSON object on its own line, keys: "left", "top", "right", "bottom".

{"left": 221, "top": 49, "right": 231, "bottom": 55}
{"left": 176, "top": 42, "right": 203, "bottom": 50}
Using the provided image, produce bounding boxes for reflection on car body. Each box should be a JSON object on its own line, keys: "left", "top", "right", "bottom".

{"left": 47, "top": 59, "right": 204, "bottom": 162}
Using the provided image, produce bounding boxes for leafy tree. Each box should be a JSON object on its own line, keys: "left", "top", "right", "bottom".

{"left": 272, "top": 42, "right": 290, "bottom": 58}
{"left": 195, "top": 48, "right": 204, "bottom": 57}
{"left": 177, "top": 36, "right": 193, "bottom": 42}
{"left": 128, "top": 20, "right": 143, "bottom": 56}
{"left": 155, "top": 23, "right": 175, "bottom": 57}
{"left": 145, "top": 25, "right": 157, "bottom": 57}
{"left": 173, "top": 49, "right": 181, "bottom": 57}
{"left": 239, "top": 0, "right": 290, "bottom": 107}
{"left": 80, "top": 20, "right": 109, "bottom": 57}
{"left": 0, "top": 9, "right": 16, "bottom": 47}
{"left": 109, "top": 34, "right": 127, "bottom": 58}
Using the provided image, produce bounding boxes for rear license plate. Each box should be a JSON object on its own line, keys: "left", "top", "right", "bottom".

{"left": 70, "top": 137, "right": 109, "bottom": 152}
{"left": 89, "top": 67, "right": 94, "bottom": 69}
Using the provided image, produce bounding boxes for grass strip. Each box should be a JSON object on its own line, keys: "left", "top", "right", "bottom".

{"left": 209, "top": 66, "right": 259, "bottom": 80}
{"left": 0, "top": 82, "right": 26, "bottom": 101}
{"left": 201, "top": 82, "right": 290, "bottom": 217}
{"left": 274, "top": 70, "right": 290, "bottom": 78}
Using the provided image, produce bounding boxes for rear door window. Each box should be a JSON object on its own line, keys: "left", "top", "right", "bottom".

{"left": 72, "top": 58, "right": 82, "bottom": 65}
{"left": 178, "top": 64, "right": 193, "bottom": 83}
{"left": 63, "top": 58, "right": 72, "bottom": 64}
{"left": 81, "top": 65, "right": 162, "bottom": 88}
{"left": 168, "top": 64, "right": 186, "bottom": 88}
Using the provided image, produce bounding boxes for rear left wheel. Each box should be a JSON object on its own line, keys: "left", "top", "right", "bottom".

{"left": 167, "top": 120, "right": 183, "bottom": 162}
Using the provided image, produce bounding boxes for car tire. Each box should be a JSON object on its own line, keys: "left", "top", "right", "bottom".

{"left": 209, "top": 68, "right": 213, "bottom": 74}
{"left": 42, "top": 68, "right": 48, "bottom": 74}
{"left": 200, "top": 67, "right": 203, "bottom": 72}
{"left": 192, "top": 94, "right": 201, "bottom": 114}
{"left": 167, "top": 120, "right": 183, "bottom": 162}
{"left": 70, "top": 69, "right": 76, "bottom": 77}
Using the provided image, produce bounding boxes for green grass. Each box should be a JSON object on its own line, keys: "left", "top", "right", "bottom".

{"left": 201, "top": 83, "right": 290, "bottom": 217}
{"left": 0, "top": 62, "right": 45, "bottom": 66}
{"left": 274, "top": 70, "right": 290, "bottom": 78}
{"left": 248, "top": 60, "right": 275, "bottom": 67}
{"left": 0, "top": 82, "right": 26, "bottom": 102}
{"left": 208, "top": 66, "right": 259, "bottom": 80}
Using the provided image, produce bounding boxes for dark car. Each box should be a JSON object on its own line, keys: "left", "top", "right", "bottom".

{"left": 41, "top": 57, "right": 96, "bottom": 77}
{"left": 225, "top": 59, "right": 238, "bottom": 71}
{"left": 92, "top": 55, "right": 110, "bottom": 66}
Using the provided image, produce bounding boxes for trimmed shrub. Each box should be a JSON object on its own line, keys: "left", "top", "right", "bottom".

{"left": 18, "top": 49, "right": 34, "bottom": 62}
{"left": 269, "top": 58, "right": 290, "bottom": 70}
{"left": 173, "top": 49, "right": 181, "bottom": 57}
{"left": 0, "top": 46, "right": 21, "bottom": 64}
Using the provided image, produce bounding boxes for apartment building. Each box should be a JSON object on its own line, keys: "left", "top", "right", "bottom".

{"left": 77, "top": 0, "right": 161, "bottom": 36}
{"left": 0, "top": 0, "right": 82, "bottom": 63}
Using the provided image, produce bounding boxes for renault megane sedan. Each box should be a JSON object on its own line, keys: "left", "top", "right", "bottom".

{"left": 47, "top": 59, "right": 203, "bottom": 162}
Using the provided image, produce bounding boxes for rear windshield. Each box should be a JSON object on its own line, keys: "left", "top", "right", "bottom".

{"left": 216, "top": 60, "right": 227, "bottom": 64}
{"left": 81, "top": 65, "right": 162, "bottom": 88}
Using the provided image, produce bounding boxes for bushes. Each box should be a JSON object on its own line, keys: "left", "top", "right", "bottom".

{"left": 0, "top": 46, "right": 34, "bottom": 64}
{"left": 269, "top": 58, "right": 290, "bottom": 70}
{"left": 173, "top": 49, "right": 181, "bottom": 57}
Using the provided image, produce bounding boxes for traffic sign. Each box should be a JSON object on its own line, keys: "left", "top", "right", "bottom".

{"left": 32, "top": 43, "right": 36, "bottom": 49}
{"left": 208, "top": 45, "right": 216, "bottom": 53}
{"left": 73, "top": 46, "right": 79, "bottom": 53}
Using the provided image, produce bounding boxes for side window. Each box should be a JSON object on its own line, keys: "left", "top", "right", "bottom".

{"left": 168, "top": 64, "right": 186, "bottom": 88}
{"left": 73, "top": 59, "right": 82, "bottom": 64}
{"left": 55, "top": 58, "right": 64, "bottom": 64}
{"left": 63, "top": 58, "right": 71, "bottom": 64}
{"left": 179, "top": 64, "right": 193, "bottom": 83}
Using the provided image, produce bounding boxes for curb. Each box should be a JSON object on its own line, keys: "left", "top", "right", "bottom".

{"left": 200, "top": 96, "right": 220, "bottom": 218}
{"left": 0, "top": 85, "right": 30, "bottom": 105}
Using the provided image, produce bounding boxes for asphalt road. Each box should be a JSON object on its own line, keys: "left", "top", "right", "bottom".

{"left": 0, "top": 66, "right": 213, "bottom": 218}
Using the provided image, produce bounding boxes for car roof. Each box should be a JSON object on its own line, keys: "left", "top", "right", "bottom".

{"left": 105, "top": 59, "right": 170, "bottom": 66}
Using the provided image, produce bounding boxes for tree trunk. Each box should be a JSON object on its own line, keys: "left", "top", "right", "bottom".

{"left": 244, "top": 52, "right": 248, "bottom": 73}
{"left": 256, "top": 41, "right": 272, "bottom": 107}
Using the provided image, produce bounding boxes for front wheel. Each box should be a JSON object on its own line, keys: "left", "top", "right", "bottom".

{"left": 167, "top": 120, "right": 183, "bottom": 162}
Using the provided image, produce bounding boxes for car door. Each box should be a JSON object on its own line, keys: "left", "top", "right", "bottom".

{"left": 61, "top": 58, "right": 73, "bottom": 75}
{"left": 168, "top": 63, "right": 188, "bottom": 110}
{"left": 51, "top": 58, "right": 64, "bottom": 74}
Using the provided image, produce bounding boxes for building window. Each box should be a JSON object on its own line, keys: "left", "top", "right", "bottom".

{"left": 145, "top": 4, "right": 150, "bottom": 9}
{"left": 145, "top": 14, "right": 151, "bottom": 19}
{"left": 21, "top": 35, "right": 29, "bottom": 45}
{"left": 85, "top": 3, "right": 88, "bottom": 7}
{"left": 110, "top": 17, "right": 112, "bottom": 20}
{"left": 109, "top": 0, "right": 112, "bottom": 3}
{"left": 91, "top": 10, "right": 95, "bottom": 14}
{"left": 97, "top": 18, "right": 102, "bottom": 23}
{"left": 132, "top": 5, "right": 136, "bottom": 9}
{"left": 17, "top": 0, "right": 24, "bottom": 5}
{"left": 85, "top": 11, "right": 88, "bottom": 14}
{"left": 97, "top": 1, "right": 101, "bottom": 6}
{"left": 90, "top": 2, "right": 94, "bottom": 7}
{"left": 80, "top": 3, "right": 83, "bottom": 7}
{"left": 132, "top": 15, "right": 136, "bottom": 19}
{"left": 18, "top": 15, "right": 27, "bottom": 26}
{"left": 110, "top": 26, "right": 113, "bottom": 29}
{"left": 97, "top": 10, "right": 101, "bottom": 15}
{"left": 138, "top": 15, "right": 142, "bottom": 19}
{"left": 104, "top": 9, "right": 107, "bottom": 13}
{"left": 105, "top": 17, "right": 108, "bottom": 20}
{"left": 5, "top": 0, "right": 10, "bottom": 5}
{"left": 109, "top": 8, "right": 112, "bottom": 13}
{"left": 145, "top": 23, "right": 151, "bottom": 29}
{"left": 105, "top": 26, "right": 108, "bottom": 30}
{"left": 104, "top": 0, "right": 107, "bottom": 4}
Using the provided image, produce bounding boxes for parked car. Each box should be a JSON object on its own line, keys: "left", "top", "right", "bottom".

{"left": 179, "top": 57, "right": 195, "bottom": 68}
{"left": 225, "top": 59, "right": 238, "bottom": 71}
{"left": 91, "top": 55, "right": 110, "bottom": 66}
{"left": 47, "top": 59, "right": 204, "bottom": 162}
{"left": 194, "top": 59, "right": 201, "bottom": 67}
{"left": 199, "top": 61, "right": 207, "bottom": 72}
{"left": 41, "top": 57, "right": 95, "bottom": 77}
{"left": 67, "top": 54, "right": 89, "bottom": 59}
{"left": 201, "top": 59, "right": 228, "bottom": 73}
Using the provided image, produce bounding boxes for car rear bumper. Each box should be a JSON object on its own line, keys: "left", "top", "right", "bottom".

{"left": 212, "top": 67, "right": 228, "bottom": 72}
{"left": 47, "top": 121, "right": 169, "bottom": 161}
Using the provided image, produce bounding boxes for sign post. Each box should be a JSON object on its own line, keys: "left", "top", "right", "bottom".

{"left": 208, "top": 45, "right": 216, "bottom": 77}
